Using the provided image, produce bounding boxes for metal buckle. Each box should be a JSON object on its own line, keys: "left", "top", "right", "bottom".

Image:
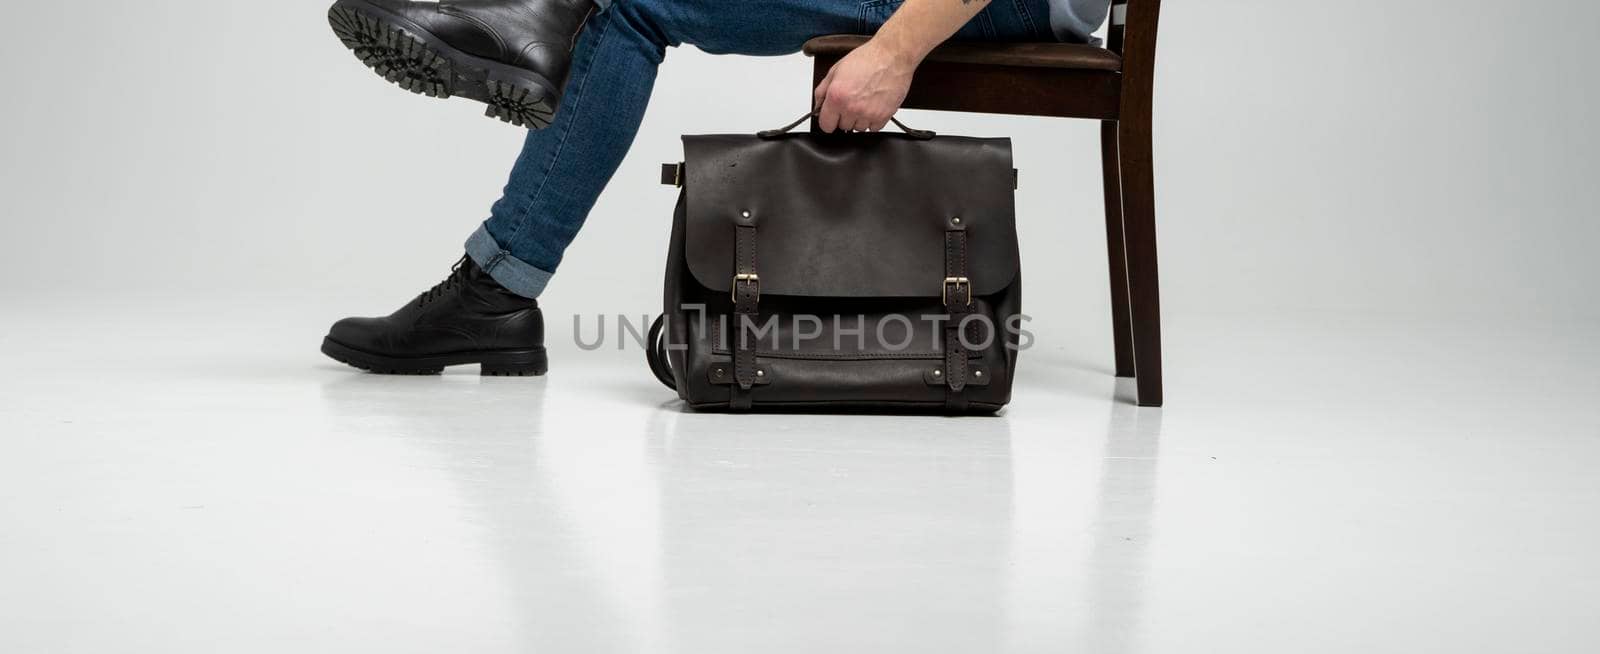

{"left": 942, "top": 277, "right": 972, "bottom": 306}
{"left": 732, "top": 273, "right": 760, "bottom": 302}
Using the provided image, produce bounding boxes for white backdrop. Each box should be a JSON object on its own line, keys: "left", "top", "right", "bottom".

{"left": 1, "top": 0, "right": 1596, "bottom": 323}
{"left": 4, "top": 5, "right": 1600, "bottom": 652}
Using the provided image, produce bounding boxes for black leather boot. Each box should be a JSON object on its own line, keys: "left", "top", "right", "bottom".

{"left": 321, "top": 256, "right": 548, "bottom": 375}
{"left": 328, "top": 0, "right": 596, "bottom": 129}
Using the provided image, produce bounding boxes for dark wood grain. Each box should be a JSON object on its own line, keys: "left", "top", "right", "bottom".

{"left": 1100, "top": 120, "right": 1136, "bottom": 378}
{"left": 1117, "top": 0, "right": 1163, "bottom": 406}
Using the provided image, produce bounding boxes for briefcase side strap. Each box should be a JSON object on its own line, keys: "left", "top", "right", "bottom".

{"left": 660, "top": 162, "right": 683, "bottom": 187}
{"left": 943, "top": 218, "right": 973, "bottom": 412}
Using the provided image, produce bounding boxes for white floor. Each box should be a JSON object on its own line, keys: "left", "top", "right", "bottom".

{"left": 2, "top": 293, "right": 1597, "bottom": 653}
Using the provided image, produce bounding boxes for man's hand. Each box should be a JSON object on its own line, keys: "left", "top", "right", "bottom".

{"left": 810, "top": 0, "right": 993, "bottom": 133}
{"left": 813, "top": 40, "right": 917, "bottom": 133}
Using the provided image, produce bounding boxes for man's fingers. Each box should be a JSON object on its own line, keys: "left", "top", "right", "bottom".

{"left": 840, "top": 102, "right": 866, "bottom": 132}
{"left": 812, "top": 68, "right": 834, "bottom": 112}
{"left": 817, "top": 93, "right": 843, "bottom": 133}
{"left": 839, "top": 112, "right": 861, "bottom": 133}
{"left": 836, "top": 108, "right": 881, "bottom": 133}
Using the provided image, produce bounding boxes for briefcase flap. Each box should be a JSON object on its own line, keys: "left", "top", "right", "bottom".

{"left": 682, "top": 132, "right": 1019, "bottom": 299}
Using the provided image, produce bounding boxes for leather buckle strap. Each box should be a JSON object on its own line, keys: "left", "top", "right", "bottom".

{"left": 942, "top": 277, "right": 971, "bottom": 306}
{"left": 732, "top": 273, "right": 760, "bottom": 302}
{"left": 942, "top": 225, "right": 972, "bottom": 411}
{"left": 730, "top": 219, "right": 760, "bottom": 409}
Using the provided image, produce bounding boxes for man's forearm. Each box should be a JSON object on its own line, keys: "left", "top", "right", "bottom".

{"left": 870, "top": 0, "right": 991, "bottom": 65}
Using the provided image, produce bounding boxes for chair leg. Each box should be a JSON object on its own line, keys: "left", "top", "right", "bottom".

{"left": 1100, "top": 121, "right": 1136, "bottom": 378}
{"left": 1117, "top": 116, "right": 1163, "bottom": 407}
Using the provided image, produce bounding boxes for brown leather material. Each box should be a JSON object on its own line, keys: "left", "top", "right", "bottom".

{"left": 923, "top": 365, "right": 990, "bottom": 387}
{"left": 730, "top": 219, "right": 760, "bottom": 409}
{"left": 802, "top": 35, "right": 1122, "bottom": 72}
{"left": 708, "top": 362, "right": 771, "bottom": 386}
{"left": 704, "top": 299, "right": 990, "bottom": 360}
{"left": 671, "top": 160, "right": 1017, "bottom": 190}
{"left": 649, "top": 124, "right": 1022, "bottom": 414}
{"left": 681, "top": 133, "right": 1019, "bottom": 299}
{"left": 942, "top": 225, "right": 972, "bottom": 411}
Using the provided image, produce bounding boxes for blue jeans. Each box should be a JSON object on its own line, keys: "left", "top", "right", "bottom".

{"left": 465, "top": 0, "right": 1059, "bottom": 298}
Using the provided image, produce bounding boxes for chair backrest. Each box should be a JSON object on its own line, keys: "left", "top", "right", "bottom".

{"left": 1106, "top": 0, "right": 1160, "bottom": 59}
{"left": 1105, "top": 0, "right": 1160, "bottom": 90}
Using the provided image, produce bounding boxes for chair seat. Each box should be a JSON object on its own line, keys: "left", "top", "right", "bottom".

{"left": 802, "top": 35, "right": 1122, "bottom": 72}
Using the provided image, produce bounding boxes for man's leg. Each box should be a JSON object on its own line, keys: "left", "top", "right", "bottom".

{"left": 324, "top": 0, "right": 1058, "bottom": 375}
{"left": 321, "top": 0, "right": 862, "bottom": 375}
{"left": 464, "top": 3, "right": 672, "bottom": 298}
{"left": 466, "top": 0, "right": 1057, "bottom": 299}
{"left": 466, "top": 0, "right": 872, "bottom": 299}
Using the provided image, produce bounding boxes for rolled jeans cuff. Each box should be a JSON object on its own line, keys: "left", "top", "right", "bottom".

{"left": 465, "top": 224, "right": 554, "bottom": 299}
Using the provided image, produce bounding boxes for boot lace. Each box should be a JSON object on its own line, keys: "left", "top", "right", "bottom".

{"left": 418, "top": 256, "right": 471, "bottom": 306}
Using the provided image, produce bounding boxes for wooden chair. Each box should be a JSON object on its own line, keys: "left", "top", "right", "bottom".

{"left": 803, "top": 0, "right": 1165, "bottom": 406}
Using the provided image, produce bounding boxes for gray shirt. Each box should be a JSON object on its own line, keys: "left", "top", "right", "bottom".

{"left": 1049, "top": 0, "right": 1112, "bottom": 42}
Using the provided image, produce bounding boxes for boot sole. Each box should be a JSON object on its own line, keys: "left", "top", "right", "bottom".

{"left": 321, "top": 337, "right": 549, "bottom": 376}
{"left": 327, "top": 0, "right": 560, "bottom": 129}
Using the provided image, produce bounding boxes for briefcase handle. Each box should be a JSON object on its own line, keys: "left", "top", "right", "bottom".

{"left": 757, "top": 111, "right": 936, "bottom": 140}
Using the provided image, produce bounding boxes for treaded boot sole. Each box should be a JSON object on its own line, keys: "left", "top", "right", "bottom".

{"left": 321, "top": 337, "right": 549, "bottom": 376}
{"left": 328, "top": 0, "right": 559, "bottom": 129}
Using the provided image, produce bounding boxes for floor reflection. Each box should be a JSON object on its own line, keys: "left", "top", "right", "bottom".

{"left": 650, "top": 411, "right": 1015, "bottom": 653}
{"left": 1085, "top": 397, "right": 1164, "bottom": 654}
{"left": 319, "top": 373, "right": 1163, "bottom": 653}
{"left": 317, "top": 374, "right": 638, "bottom": 652}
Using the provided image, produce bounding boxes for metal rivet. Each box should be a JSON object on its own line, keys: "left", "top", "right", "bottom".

{"left": 741, "top": 210, "right": 751, "bottom": 219}
{"left": 974, "top": 370, "right": 983, "bottom": 378}
{"left": 756, "top": 369, "right": 765, "bottom": 377}
{"left": 933, "top": 369, "right": 943, "bottom": 377}
{"left": 951, "top": 216, "right": 962, "bottom": 225}
{"left": 714, "top": 368, "right": 724, "bottom": 377}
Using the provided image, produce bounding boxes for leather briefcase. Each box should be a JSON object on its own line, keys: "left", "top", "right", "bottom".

{"left": 646, "top": 114, "right": 1023, "bottom": 413}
